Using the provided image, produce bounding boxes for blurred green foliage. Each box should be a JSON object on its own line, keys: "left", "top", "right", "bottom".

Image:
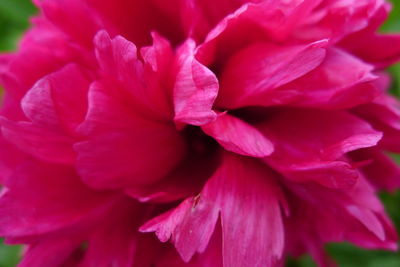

{"left": 0, "top": 0, "right": 400, "bottom": 267}
{"left": 0, "top": 240, "right": 20, "bottom": 267}
{"left": 384, "top": 0, "right": 400, "bottom": 97}
{"left": 0, "top": 0, "right": 36, "bottom": 51}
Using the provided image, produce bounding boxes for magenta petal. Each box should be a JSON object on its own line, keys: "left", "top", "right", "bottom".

{"left": 21, "top": 64, "right": 90, "bottom": 134}
{"left": 125, "top": 152, "right": 218, "bottom": 203}
{"left": 344, "top": 33, "right": 400, "bottom": 68}
{"left": 173, "top": 40, "right": 218, "bottom": 126}
{"left": 75, "top": 82, "right": 186, "bottom": 189}
{"left": 0, "top": 160, "right": 111, "bottom": 237}
{"left": 0, "top": 64, "right": 91, "bottom": 164}
{"left": 218, "top": 40, "right": 327, "bottom": 108}
{"left": 94, "top": 30, "right": 174, "bottom": 121}
{"left": 17, "top": 237, "right": 82, "bottom": 267}
{"left": 0, "top": 17, "right": 81, "bottom": 100}
{"left": 354, "top": 95, "right": 400, "bottom": 153}
{"left": 285, "top": 177, "right": 397, "bottom": 253}
{"left": 79, "top": 201, "right": 157, "bottom": 267}
{"left": 260, "top": 109, "right": 382, "bottom": 189}
{"left": 339, "top": 4, "right": 400, "bottom": 68}
{"left": 0, "top": 135, "right": 25, "bottom": 184}
{"left": 141, "top": 153, "right": 285, "bottom": 266}
{"left": 282, "top": 48, "right": 379, "bottom": 109}
{"left": 0, "top": 118, "right": 76, "bottom": 164}
{"left": 197, "top": 0, "right": 322, "bottom": 66}
{"left": 350, "top": 148, "right": 400, "bottom": 191}
{"left": 156, "top": 225, "right": 223, "bottom": 267}
{"left": 201, "top": 113, "right": 274, "bottom": 157}
{"left": 40, "top": 0, "right": 102, "bottom": 47}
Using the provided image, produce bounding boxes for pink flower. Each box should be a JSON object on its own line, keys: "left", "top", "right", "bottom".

{"left": 1, "top": 0, "right": 400, "bottom": 266}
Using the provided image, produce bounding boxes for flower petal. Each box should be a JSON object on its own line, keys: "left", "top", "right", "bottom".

{"left": 21, "top": 64, "right": 90, "bottom": 134}
{"left": 260, "top": 109, "right": 382, "bottom": 189}
{"left": 75, "top": 82, "right": 185, "bottom": 189}
{"left": 285, "top": 177, "right": 397, "bottom": 257}
{"left": 173, "top": 40, "right": 218, "bottom": 126}
{"left": 281, "top": 48, "right": 379, "bottom": 109}
{"left": 0, "top": 64, "right": 91, "bottom": 164}
{"left": 201, "top": 113, "right": 274, "bottom": 157}
{"left": 0, "top": 160, "right": 111, "bottom": 237}
{"left": 350, "top": 148, "right": 400, "bottom": 191}
{"left": 217, "top": 40, "right": 327, "bottom": 108}
{"left": 339, "top": 4, "right": 400, "bottom": 68}
{"left": 141, "top": 153, "right": 285, "bottom": 266}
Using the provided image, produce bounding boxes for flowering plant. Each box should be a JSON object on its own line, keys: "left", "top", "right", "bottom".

{"left": 1, "top": 0, "right": 400, "bottom": 266}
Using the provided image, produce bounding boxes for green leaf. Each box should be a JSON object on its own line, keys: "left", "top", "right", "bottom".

{"left": 0, "top": 239, "right": 21, "bottom": 267}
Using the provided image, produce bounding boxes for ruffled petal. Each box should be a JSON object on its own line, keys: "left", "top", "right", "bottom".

{"left": 259, "top": 109, "right": 382, "bottom": 189}
{"left": 354, "top": 94, "right": 400, "bottom": 153}
{"left": 340, "top": 4, "right": 400, "bottom": 68}
{"left": 95, "top": 30, "right": 173, "bottom": 121}
{"left": 197, "top": 0, "right": 322, "bottom": 65}
{"left": 141, "top": 153, "right": 285, "bottom": 266}
{"left": 173, "top": 39, "right": 218, "bottom": 126}
{"left": 281, "top": 48, "right": 379, "bottom": 109}
{"left": 285, "top": 177, "right": 397, "bottom": 261}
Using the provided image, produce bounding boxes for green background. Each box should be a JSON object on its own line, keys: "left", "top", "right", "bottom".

{"left": 0, "top": 0, "right": 400, "bottom": 266}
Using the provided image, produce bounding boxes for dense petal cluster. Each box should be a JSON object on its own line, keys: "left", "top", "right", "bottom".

{"left": 1, "top": 0, "right": 400, "bottom": 266}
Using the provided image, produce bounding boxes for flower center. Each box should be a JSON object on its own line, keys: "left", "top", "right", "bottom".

{"left": 183, "top": 125, "right": 218, "bottom": 156}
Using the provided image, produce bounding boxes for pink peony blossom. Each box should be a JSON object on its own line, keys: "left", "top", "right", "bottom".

{"left": 1, "top": 0, "right": 400, "bottom": 266}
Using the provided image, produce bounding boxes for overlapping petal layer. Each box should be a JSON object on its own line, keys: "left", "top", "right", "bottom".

{"left": 0, "top": 0, "right": 399, "bottom": 266}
